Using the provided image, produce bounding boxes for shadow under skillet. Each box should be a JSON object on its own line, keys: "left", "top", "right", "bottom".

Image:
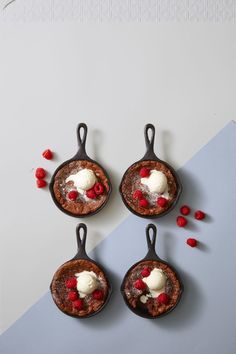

{"left": 146, "top": 166, "right": 212, "bottom": 328}
{"left": 153, "top": 267, "right": 205, "bottom": 330}
{"left": 162, "top": 130, "right": 178, "bottom": 170}
{"left": 91, "top": 128, "right": 104, "bottom": 163}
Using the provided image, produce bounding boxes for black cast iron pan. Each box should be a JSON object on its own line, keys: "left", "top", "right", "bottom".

{"left": 50, "top": 223, "right": 112, "bottom": 318}
{"left": 119, "top": 123, "right": 182, "bottom": 218}
{"left": 120, "top": 224, "right": 183, "bottom": 319}
{"left": 49, "top": 123, "right": 112, "bottom": 217}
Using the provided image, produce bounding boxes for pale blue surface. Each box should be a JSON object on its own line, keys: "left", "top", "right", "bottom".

{"left": 1, "top": 121, "right": 236, "bottom": 354}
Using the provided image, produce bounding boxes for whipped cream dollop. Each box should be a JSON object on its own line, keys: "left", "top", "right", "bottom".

{"left": 75, "top": 271, "right": 98, "bottom": 298}
{"left": 66, "top": 169, "right": 97, "bottom": 193}
{"left": 142, "top": 268, "right": 167, "bottom": 299}
{"left": 141, "top": 170, "right": 167, "bottom": 194}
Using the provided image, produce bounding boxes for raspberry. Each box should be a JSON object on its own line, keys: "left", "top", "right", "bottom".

{"left": 157, "top": 197, "right": 168, "bottom": 208}
{"left": 139, "top": 168, "right": 150, "bottom": 178}
{"left": 134, "top": 279, "right": 146, "bottom": 290}
{"left": 139, "top": 198, "right": 149, "bottom": 208}
{"left": 42, "top": 149, "right": 53, "bottom": 160}
{"left": 86, "top": 188, "right": 96, "bottom": 199}
{"left": 180, "top": 205, "right": 191, "bottom": 215}
{"left": 141, "top": 267, "right": 151, "bottom": 277}
{"left": 157, "top": 293, "right": 169, "bottom": 305}
{"left": 65, "top": 278, "right": 77, "bottom": 289}
{"left": 67, "top": 190, "right": 78, "bottom": 201}
{"left": 176, "top": 216, "right": 188, "bottom": 227}
{"left": 35, "top": 168, "right": 46, "bottom": 179}
{"left": 133, "top": 190, "right": 143, "bottom": 200}
{"left": 36, "top": 179, "right": 47, "bottom": 188}
{"left": 94, "top": 183, "right": 104, "bottom": 195}
{"left": 92, "top": 289, "right": 103, "bottom": 300}
{"left": 194, "top": 210, "right": 205, "bottom": 220}
{"left": 186, "top": 238, "right": 198, "bottom": 247}
{"left": 68, "top": 291, "right": 78, "bottom": 301}
{"left": 73, "top": 299, "right": 83, "bottom": 310}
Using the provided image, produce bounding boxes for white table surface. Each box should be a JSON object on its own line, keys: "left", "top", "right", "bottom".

{"left": 0, "top": 17, "right": 236, "bottom": 333}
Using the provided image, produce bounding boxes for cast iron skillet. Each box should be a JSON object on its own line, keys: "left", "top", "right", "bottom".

{"left": 119, "top": 123, "right": 182, "bottom": 218}
{"left": 49, "top": 123, "right": 112, "bottom": 218}
{"left": 50, "top": 223, "right": 112, "bottom": 318}
{"left": 120, "top": 223, "right": 183, "bottom": 319}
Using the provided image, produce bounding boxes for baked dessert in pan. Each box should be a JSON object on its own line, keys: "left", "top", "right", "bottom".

{"left": 50, "top": 123, "right": 112, "bottom": 217}
{"left": 50, "top": 223, "right": 112, "bottom": 318}
{"left": 120, "top": 124, "right": 182, "bottom": 218}
{"left": 121, "top": 224, "right": 183, "bottom": 318}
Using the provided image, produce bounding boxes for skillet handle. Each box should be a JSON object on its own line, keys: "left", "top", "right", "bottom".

{"left": 75, "top": 123, "right": 89, "bottom": 159}
{"left": 145, "top": 223, "right": 159, "bottom": 259}
{"left": 143, "top": 124, "right": 158, "bottom": 160}
{"left": 74, "top": 223, "right": 90, "bottom": 259}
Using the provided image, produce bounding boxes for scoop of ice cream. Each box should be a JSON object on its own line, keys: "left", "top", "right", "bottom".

{"left": 143, "top": 268, "right": 166, "bottom": 291}
{"left": 66, "top": 169, "right": 97, "bottom": 192}
{"left": 141, "top": 170, "right": 167, "bottom": 194}
{"left": 75, "top": 271, "right": 98, "bottom": 298}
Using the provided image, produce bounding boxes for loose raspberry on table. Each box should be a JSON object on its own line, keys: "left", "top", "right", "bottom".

{"left": 194, "top": 210, "right": 205, "bottom": 220}
{"left": 186, "top": 238, "right": 198, "bottom": 247}
{"left": 36, "top": 179, "right": 47, "bottom": 188}
{"left": 35, "top": 167, "right": 46, "bottom": 179}
{"left": 180, "top": 205, "right": 191, "bottom": 215}
{"left": 42, "top": 149, "right": 53, "bottom": 160}
{"left": 176, "top": 216, "right": 188, "bottom": 227}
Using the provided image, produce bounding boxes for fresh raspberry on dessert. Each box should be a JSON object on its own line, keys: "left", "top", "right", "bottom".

{"left": 65, "top": 277, "right": 77, "bottom": 289}
{"left": 42, "top": 149, "right": 53, "bottom": 160}
{"left": 139, "top": 167, "right": 150, "bottom": 178}
{"left": 176, "top": 216, "right": 188, "bottom": 227}
{"left": 157, "top": 293, "right": 169, "bottom": 305}
{"left": 35, "top": 167, "right": 46, "bottom": 179}
{"left": 73, "top": 299, "right": 83, "bottom": 310}
{"left": 86, "top": 188, "right": 96, "bottom": 199}
{"left": 141, "top": 267, "right": 151, "bottom": 277}
{"left": 139, "top": 198, "right": 149, "bottom": 208}
{"left": 92, "top": 289, "right": 103, "bottom": 300}
{"left": 157, "top": 197, "right": 168, "bottom": 208}
{"left": 36, "top": 179, "right": 47, "bottom": 188}
{"left": 194, "top": 210, "right": 205, "bottom": 220}
{"left": 134, "top": 279, "right": 146, "bottom": 290}
{"left": 68, "top": 291, "right": 78, "bottom": 301}
{"left": 67, "top": 190, "right": 78, "bottom": 201}
{"left": 94, "top": 182, "right": 104, "bottom": 195}
{"left": 180, "top": 205, "right": 191, "bottom": 215}
{"left": 186, "top": 238, "right": 198, "bottom": 247}
{"left": 133, "top": 189, "right": 143, "bottom": 200}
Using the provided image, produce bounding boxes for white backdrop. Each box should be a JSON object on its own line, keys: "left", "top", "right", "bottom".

{"left": 0, "top": 20, "right": 236, "bottom": 332}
